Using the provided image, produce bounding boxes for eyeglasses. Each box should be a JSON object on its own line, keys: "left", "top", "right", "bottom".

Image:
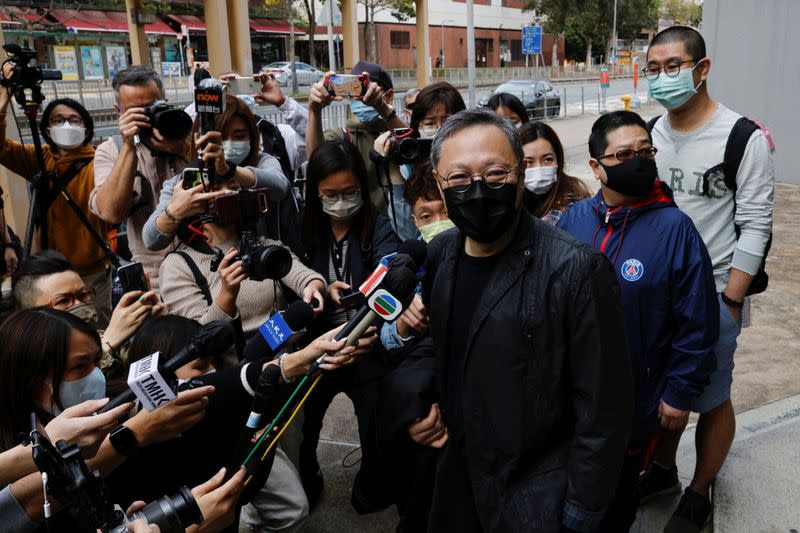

{"left": 49, "top": 116, "right": 84, "bottom": 127}
{"left": 440, "top": 165, "right": 517, "bottom": 193}
{"left": 319, "top": 188, "right": 361, "bottom": 203}
{"left": 642, "top": 59, "right": 698, "bottom": 81}
{"left": 597, "top": 146, "right": 658, "bottom": 162}
{"left": 48, "top": 287, "right": 96, "bottom": 310}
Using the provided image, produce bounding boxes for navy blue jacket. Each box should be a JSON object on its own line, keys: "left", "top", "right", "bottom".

{"left": 558, "top": 180, "right": 719, "bottom": 433}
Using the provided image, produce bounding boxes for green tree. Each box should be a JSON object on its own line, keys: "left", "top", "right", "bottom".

{"left": 614, "top": 0, "right": 659, "bottom": 56}
{"left": 529, "top": 0, "right": 613, "bottom": 67}
{"left": 660, "top": 0, "right": 702, "bottom": 27}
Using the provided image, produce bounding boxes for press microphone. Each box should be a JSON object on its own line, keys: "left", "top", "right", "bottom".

{"left": 98, "top": 321, "right": 236, "bottom": 414}
{"left": 194, "top": 78, "right": 226, "bottom": 187}
{"left": 309, "top": 265, "right": 418, "bottom": 376}
{"left": 358, "top": 239, "right": 427, "bottom": 297}
{"left": 230, "top": 364, "right": 282, "bottom": 469}
{"left": 242, "top": 300, "right": 317, "bottom": 362}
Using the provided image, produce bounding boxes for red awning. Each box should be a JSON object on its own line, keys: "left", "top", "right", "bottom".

{"left": 49, "top": 9, "right": 175, "bottom": 35}
{"left": 166, "top": 14, "right": 206, "bottom": 32}
{"left": 0, "top": 6, "right": 50, "bottom": 25}
{"left": 250, "top": 18, "right": 303, "bottom": 35}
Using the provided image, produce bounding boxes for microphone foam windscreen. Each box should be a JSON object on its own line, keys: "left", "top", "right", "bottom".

{"left": 380, "top": 266, "right": 418, "bottom": 304}
{"left": 194, "top": 320, "right": 237, "bottom": 356}
{"left": 397, "top": 240, "right": 427, "bottom": 268}
{"left": 282, "top": 300, "right": 316, "bottom": 331}
{"left": 198, "top": 77, "right": 225, "bottom": 91}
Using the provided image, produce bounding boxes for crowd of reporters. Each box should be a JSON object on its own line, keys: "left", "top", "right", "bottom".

{"left": 0, "top": 23, "right": 774, "bottom": 533}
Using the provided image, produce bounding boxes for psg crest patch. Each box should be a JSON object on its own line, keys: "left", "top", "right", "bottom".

{"left": 621, "top": 258, "right": 644, "bottom": 282}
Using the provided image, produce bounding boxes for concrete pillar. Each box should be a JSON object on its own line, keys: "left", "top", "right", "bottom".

{"left": 0, "top": 27, "right": 29, "bottom": 236}
{"left": 415, "top": 0, "right": 431, "bottom": 87}
{"left": 226, "top": 0, "right": 253, "bottom": 75}
{"left": 341, "top": 0, "right": 359, "bottom": 72}
{"left": 204, "top": 0, "right": 233, "bottom": 77}
{"left": 125, "top": 0, "right": 150, "bottom": 67}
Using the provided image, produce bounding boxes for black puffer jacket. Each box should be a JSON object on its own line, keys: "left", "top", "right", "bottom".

{"left": 422, "top": 212, "right": 633, "bottom": 532}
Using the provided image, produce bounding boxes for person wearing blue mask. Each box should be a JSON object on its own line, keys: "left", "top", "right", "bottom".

{"left": 306, "top": 61, "right": 407, "bottom": 214}
{"left": 643, "top": 27, "right": 775, "bottom": 532}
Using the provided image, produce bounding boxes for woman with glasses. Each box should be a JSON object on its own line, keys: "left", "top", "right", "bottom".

{"left": 518, "top": 121, "right": 590, "bottom": 224}
{"left": 295, "top": 139, "right": 400, "bottom": 510}
{"left": 557, "top": 111, "right": 718, "bottom": 531}
{"left": 0, "top": 79, "right": 113, "bottom": 326}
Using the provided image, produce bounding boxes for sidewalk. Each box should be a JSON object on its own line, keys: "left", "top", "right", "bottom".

{"left": 284, "top": 108, "right": 800, "bottom": 533}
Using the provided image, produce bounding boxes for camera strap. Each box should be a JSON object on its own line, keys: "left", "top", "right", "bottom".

{"left": 44, "top": 158, "right": 91, "bottom": 209}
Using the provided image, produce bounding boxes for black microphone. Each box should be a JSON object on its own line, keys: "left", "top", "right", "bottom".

{"left": 309, "top": 265, "right": 418, "bottom": 376}
{"left": 397, "top": 239, "right": 427, "bottom": 269}
{"left": 194, "top": 78, "right": 226, "bottom": 187}
{"left": 98, "top": 321, "right": 236, "bottom": 414}
{"left": 230, "top": 364, "right": 282, "bottom": 469}
{"left": 242, "top": 300, "right": 317, "bottom": 362}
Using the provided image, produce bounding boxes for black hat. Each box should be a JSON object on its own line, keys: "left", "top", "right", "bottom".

{"left": 351, "top": 61, "right": 393, "bottom": 91}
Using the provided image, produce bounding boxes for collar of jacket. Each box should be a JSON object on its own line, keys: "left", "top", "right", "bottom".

{"left": 592, "top": 179, "right": 675, "bottom": 225}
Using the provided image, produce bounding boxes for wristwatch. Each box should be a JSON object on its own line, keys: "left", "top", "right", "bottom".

{"left": 109, "top": 424, "right": 139, "bottom": 456}
{"left": 381, "top": 104, "right": 397, "bottom": 122}
{"left": 721, "top": 293, "right": 743, "bottom": 308}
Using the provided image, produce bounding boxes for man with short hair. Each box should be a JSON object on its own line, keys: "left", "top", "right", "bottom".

{"left": 12, "top": 250, "right": 163, "bottom": 378}
{"left": 643, "top": 26, "right": 775, "bottom": 531}
{"left": 558, "top": 110, "right": 718, "bottom": 530}
{"left": 91, "top": 66, "right": 192, "bottom": 289}
{"left": 306, "top": 61, "right": 408, "bottom": 212}
{"left": 410, "top": 109, "right": 633, "bottom": 532}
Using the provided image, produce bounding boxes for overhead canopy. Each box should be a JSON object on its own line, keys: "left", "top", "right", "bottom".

{"left": 165, "top": 14, "right": 206, "bottom": 32}
{"left": 49, "top": 9, "right": 175, "bottom": 35}
{"left": 250, "top": 18, "right": 304, "bottom": 35}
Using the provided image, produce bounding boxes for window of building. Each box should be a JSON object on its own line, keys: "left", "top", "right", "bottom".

{"left": 501, "top": 0, "right": 522, "bottom": 7}
{"left": 487, "top": 38, "right": 494, "bottom": 52}
{"left": 510, "top": 39, "right": 523, "bottom": 61}
{"left": 391, "top": 31, "right": 411, "bottom": 49}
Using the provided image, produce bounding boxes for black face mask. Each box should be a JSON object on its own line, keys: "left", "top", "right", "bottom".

{"left": 443, "top": 181, "right": 519, "bottom": 243}
{"left": 600, "top": 156, "right": 658, "bottom": 197}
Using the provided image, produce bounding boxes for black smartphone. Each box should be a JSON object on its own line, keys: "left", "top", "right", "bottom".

{"left": 182, "top": 167, "right": 208, "bottom": 190}
{"left": 339, "top": 288, "right": 365, "bottom": 310}
{"left": 117, "top": 262, "right": 149, "bottom": 294}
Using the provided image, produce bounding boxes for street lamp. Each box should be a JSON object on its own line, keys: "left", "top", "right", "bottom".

{"left": 440, "top": 19, "right": 454, "bottom": 69}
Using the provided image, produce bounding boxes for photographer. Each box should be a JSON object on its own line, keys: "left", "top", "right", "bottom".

{"left": 142, "top": 94, "right": 289, "bottom": 252}
{"left": 306, "top": 61, "right": 407, "bottom": 213}
{"left": 12, "top": 250, "right": 166, "bottom": 381}
{"left": 0, "top": 62, "right": 113, "bottom": 324}
{"left": 91, "top": 66, "right": 193, "bottom": 290}
{"left": 158, "top": 177, "right": 325, "bottom": 339}
{"left": 372, "top": 82, "right": 465, "bottom": 240}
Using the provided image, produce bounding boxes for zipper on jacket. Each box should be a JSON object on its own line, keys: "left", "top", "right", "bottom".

{"left": 599, "top": 220, "right": 614, "bottom": 253}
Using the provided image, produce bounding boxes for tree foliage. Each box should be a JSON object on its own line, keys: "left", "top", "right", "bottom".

{"left": 660, "top": 0, "right": 702, "bottom": 27}
{"left": 359, "top": 0, "right": 415, "bottom": 63}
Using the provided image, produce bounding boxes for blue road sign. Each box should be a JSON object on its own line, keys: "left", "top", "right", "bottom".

{"left": 522, "top": 25, "right": 542, "bottom": 55}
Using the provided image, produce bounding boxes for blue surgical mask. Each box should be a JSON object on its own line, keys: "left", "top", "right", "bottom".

{"left": 399, "top": 163, "right": 414, "bottom": 181}
{"left": 648, "top": 62, "right": 703, "bottom": 110}
{"left": 222, "top": 140, "right": 251, "bottom": 165}
{"left": 57, "top": 367, "right": 106, "bottom": 413}
{"left": 349, "top": 100, "right": 381, "bottom": 125}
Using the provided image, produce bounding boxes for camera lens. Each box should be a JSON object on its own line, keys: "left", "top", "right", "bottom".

{"left": 136, "top": 486, "right": 202, "bottom": 533}
{"left": 248, "top": 244, "right": 292, "bottom": 281}
{"left": 397, "top": 138, "right": 420, "bottom": 161}
{"left": 152, "top": 108, "right": 193, "bottom": 139}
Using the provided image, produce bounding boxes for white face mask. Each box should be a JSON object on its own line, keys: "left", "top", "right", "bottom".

{"left": 524, "top": 165, "right": 558, "bottom": 195}
{"left": 418, "top": 126, "right": 439, "bottom": 139}
{"left": 49, "top": 122, "right": 85, "bottom": 150}
{"left": 222, "top": 140, "right": 251, "bottom": 165}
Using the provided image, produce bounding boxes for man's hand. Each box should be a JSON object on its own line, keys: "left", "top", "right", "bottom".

{"left": 658, "top": 399, "right": 690, "bottom": 431}
{"left": 118, "top": 107, "right": 150, "bottom": 146}
{"left": 396, "top": 294, "right": 428, "bottom": 338}
{"left": 102, "top": 290, "right": 159, "bottom": 351}
{"left": 45, "top": 399, "right": 134, "bottom": 459}
{"left": 303, "top": 279, "right": 325, "bottom": 314}
{"left": 186, "top": 467, "right": 246, "bottom": 533}
{"left": 127, "top": 519, "right": 159, "bottom": 533}
{"left": 408, "top": 403, "right": 448, "bottom": 448}
{"left": 255, "top": 72, "right": 286, "bottom": 107}
{"left": 327, "top": 280, "right": 350, "bottom": 307}
{"left": 361, "top": 76, "right": 390, "bottom": 117}
{"left": 725, "top": 301, "right": 741, "bottom": 324}
{"left": 4, "top": 245, "right": 18, "bottom": 274}
{"left": 168, "top": 180, "right": 227, "bottom": 221}
{"left": 127, "top": 386, "right": 214, "bottom": 446}
{"left": 195, "top": 131, "right": 230, "bottom": 176}
{"left": 308, "top": 74, "right": 336, "bottom": 112}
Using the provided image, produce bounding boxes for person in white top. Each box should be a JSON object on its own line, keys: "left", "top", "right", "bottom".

{"left": 641, "top": 26, "right": 774, "bottom": 532}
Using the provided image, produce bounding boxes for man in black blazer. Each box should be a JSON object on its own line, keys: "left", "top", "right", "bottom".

{"left": 409, "top": 109, "right": 634, "bottom": 532}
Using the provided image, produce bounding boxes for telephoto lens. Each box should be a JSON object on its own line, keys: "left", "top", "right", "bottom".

{"left": 143, "top": 101, "right": 193, "bottom": 140}
{"left": 242, "top": 243, "right": 292, "bottom": 281}
{"left": 128, "top": 486, "right": 203, "bottom": 533}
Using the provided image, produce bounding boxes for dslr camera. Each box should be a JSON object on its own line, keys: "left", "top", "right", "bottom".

{"left": 389, "top": 128, "right": 432, "bottom": 165}
{"left": 29, "top": 414, "right": 202, "bottom": 533}
{"left": 209, "top": 188, "right": 292, "bottom": 281}
{"left": 0, "top": 44, "right": 61, "bottom": 90}
{"left": 140, "top": 100, "right": 193, "bottom": 141}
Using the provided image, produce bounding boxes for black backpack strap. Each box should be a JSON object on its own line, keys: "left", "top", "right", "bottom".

{"left": 701, "top": 117, "right": 760, "bottom": 197}
{"left": 172, "top": 251, "right": 213, "bottom": 305}
{"left": 645, "top": 115, "right": 661, "bottom": 133}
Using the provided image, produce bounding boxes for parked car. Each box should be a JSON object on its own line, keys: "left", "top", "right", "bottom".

{"left": 479, "top": 80, "right": 561, "bottom": 119}
{"left": 264, "top": 61, "right": 325, "bottom": 87}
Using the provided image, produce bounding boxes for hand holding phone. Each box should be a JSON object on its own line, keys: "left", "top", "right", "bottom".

{"left": 226, "top": 76, "right": 262, "bottom": 95}
{"left": 117, "top": 262, "right": 150, "bottom": 294}
{"left": 325, "top": 74, "right": 369, "bottom": 98}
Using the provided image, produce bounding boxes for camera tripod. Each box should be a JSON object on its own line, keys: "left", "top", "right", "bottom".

{"left": 4, "top": 64, "right": 121, "bottom": 268}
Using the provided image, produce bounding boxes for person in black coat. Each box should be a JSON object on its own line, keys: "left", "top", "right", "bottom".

{"left": 292, "top": 140, "right": 402, "bottom": 513}
{"left": 408, "top": 110, "right": 634, "bottom": 532}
